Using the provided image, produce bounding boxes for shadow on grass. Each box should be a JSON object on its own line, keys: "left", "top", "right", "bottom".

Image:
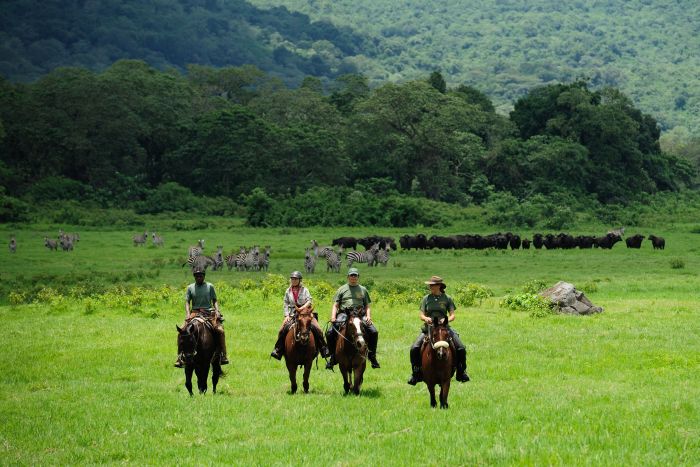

{"left": 340, "top": 387, "right": 382, "bottom": 398}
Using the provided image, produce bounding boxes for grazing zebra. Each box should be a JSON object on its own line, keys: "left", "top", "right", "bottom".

{"left": 257, "top": 246, "right": 271, "bottom": 272}
{"left": 44, "top": 237, "right": 58, "bottom": 251}
{"left": 346, "top": 243, "right": 379, "bottom": 268}
{"left": 304, "top": 248, "right": 316, "bottom": 274}
{"left": 9, "top": 236, "right": 16, "bottom": 254}
{"left": 326, "top": 246, "right": 342, "bottom": 273}
{"left": 375, "top": 244, "right": 391, "bottom": 266}
{"left": 152, "top": 232, "right": 164, "bottom": 247}
{"left": 133, "top": 231, "right": 148, "bottom": 246}
{"left": 311, "top": 239, "right": 333, "bottom": 258}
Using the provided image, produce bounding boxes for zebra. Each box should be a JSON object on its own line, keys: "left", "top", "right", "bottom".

{"left": 304, "top": 248, "right": 316, "bottom": 274}
{"left": 187, "top": 244, "right": 203, "bottom": 259}
{"left": 60, "top": 235, "right": 74, "bottom": 251}
{"left": 257, "top": 246, "right": 271, "bottom": 272}
{"left": 9, "top": 236, "right": 16, "bottom": 254}
{"left": 226, "top": 246, "right": 246, "bottom": 271}
{"left": 44, "top": 237, "right": 58, "bottom": 251}
{"left": 184, "top": 254, "right": 216, "bottom": 271}
{"left": 243, "top": 246, "right": 259, "bottom": 271}
{"left": 133, "top": 231, "right": 148, "bottom": 246}
{"left": 326, "top": 246, "right": 342, "bottom": 273}
{"left": 375, "top": 244, "right": 391, "bottom": 267}
{"left": 346, "top": 243, "right": 379, "bottom": 268}
{"left": 311, "top": 239, "right": 333, "bottom": 258}
{"left": 212, "top": 245, "right": 224, "bottom": 271}
{"left": 152, "top": 232, "right": 164, "bottom": 247}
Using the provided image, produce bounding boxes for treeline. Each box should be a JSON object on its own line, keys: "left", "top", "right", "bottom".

{"left": 0, "top": 60, "right": 695, "bottom": 226}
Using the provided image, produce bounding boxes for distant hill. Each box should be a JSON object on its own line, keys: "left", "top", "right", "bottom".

{"left": 249, "top": 0, "right": 700, "bottom": 134}
{"left": 0, "top": 0, "right": 372, "bottom": 84}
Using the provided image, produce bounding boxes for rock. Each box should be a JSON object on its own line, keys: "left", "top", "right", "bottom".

{"left": 539, "top": 281, "right": 603, "bottom": 315}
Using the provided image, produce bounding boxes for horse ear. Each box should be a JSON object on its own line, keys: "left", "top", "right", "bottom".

{"left": 176, "top": 325, "right": 182, "bottom": 333}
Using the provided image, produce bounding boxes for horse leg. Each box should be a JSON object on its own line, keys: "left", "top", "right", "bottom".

{"left": 340, "top": 366, "right": 351, "bottom": 395}
{"left": 428, "top": 383, "right": 437, "bottom": 408}
{"left": 287, "top": 361, "right": 297, "bottom": 394}
{"left": 185, "top": 367, "right": 194, "bottom": 396}
{"left": 440, "top": 379, "right": 450, "bottom": 409}
{"left": 302, "top": 361, "right": 311, "bottom": 393}
{"left": 196, "top": 365, "right": 208, "bottom": 394}
{"left": 212, "top": 362, "right": 221, "bottom": 394}
{"left": 353, "top": 364, "right": 363, "bottom": 395}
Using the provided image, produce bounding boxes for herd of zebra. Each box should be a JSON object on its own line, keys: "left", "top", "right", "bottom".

{"left": 43, "top": 230, "right": 80, "bottom": 252}
{"left": 183, "top": 240, "right": 271, "bottom": 272}
{"left": 304, "top": 240, "right": 392, "bottom": 274}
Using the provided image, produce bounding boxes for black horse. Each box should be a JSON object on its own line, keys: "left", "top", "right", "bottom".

{"left": 176, "top": 318, "right": 223, "bottom": 395}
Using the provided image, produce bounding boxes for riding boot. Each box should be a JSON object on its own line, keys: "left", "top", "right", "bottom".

{"left": 215, "top": 325, "right": 229, "bottom": 365}
{"left": 314, "top": 329, "right": 331, "bottom": 358}
{"left": 325, "top": 327, "right": 337, "bottom": 370}
{"left": 407, "top": 346, "right": 422, "bottom": 385}
{"left": 367, "top": 332, "right": 380, "bottom": 369}
{"left": 456, "top": 348, "right": 470, "bottom": 382}
{"left": 270, "top": 327, "right": 286, "bottom": 360}
{"left": 174, "top": 354, "right": 185, "bottom": 368}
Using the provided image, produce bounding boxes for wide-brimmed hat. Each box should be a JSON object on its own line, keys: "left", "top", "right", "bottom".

{"left": 424, "top": 275, "right": 446, "bottom": 287}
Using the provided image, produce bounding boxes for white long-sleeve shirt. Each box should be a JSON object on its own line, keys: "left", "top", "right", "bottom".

{"left": 283, "top": 285, "right": 312, "bottom": 317}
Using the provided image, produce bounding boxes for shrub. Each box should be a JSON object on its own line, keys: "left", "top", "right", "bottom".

{"left": 670, "top": 258, "right": 685, "bottom": 269}
{"left": 452, "top": 283, "right": 494, "bottom": 307}
{"left": 500, "top": 292, "right": 555, "bottom": 318}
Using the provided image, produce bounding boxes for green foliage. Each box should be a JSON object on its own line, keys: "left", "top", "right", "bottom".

{"left": 670, "top": 259, "right": 685, "bottom": 269}
{"left": 451, "top": 283, "right": 495, "bottom": 307}
{"left": 500, "top": 292, "right": 556, "bottom": 318}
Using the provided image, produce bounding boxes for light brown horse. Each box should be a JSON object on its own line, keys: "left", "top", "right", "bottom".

{"left": 335, "top": 309, "right": 368, "bottom": 395}
{"left": 283, "top": 310, "right": 317, "bottom": 393}
{"left": 421, "top": 322, "right": 455, "bottom": 408}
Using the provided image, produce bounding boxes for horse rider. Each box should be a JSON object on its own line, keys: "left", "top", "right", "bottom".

{"left": 270, "top": 271, "right": 330, "bottom": 360}
{"left": 407, "top": 275, "right": 470, "bottom": 385}
{"left": 325, "top": 267, "right": 380, "bottom": 370}
{"left": 174, "top": 267, "right": 229, "bottom": 368}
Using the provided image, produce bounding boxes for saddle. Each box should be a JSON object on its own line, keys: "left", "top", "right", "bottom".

{"left": 188, "top": 314, "right": 215, "bottom": 333}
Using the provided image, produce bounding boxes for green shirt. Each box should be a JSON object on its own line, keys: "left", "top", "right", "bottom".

{"left": 420, "top": 292, "right": 455, "bottom": 323}
{"left": 334, "top": 284, "right": 371, "bottom": 311}
{"left": 186, "top": 282, "right": 217, "bottom": 310}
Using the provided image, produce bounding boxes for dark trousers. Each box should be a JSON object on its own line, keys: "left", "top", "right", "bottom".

{"left": 326, "top": 316, "right": 379, "bottom": 357}
{"left": 274, "top": 318, "right": 327, "bottom": 352}
{"left": 410, "top": 328, "right": 466, "bottom": 372}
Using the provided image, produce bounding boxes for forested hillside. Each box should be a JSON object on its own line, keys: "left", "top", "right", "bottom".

{"left": 250, "top": 0, "right": 700, "bottom": 134}
{"left": 0, "top": 0, "right": 370, "bottom": 84}
{"left": 0, "top": 61, "right": 695, "bottom": 227}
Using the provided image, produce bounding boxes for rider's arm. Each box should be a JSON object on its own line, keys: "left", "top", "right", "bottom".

{"left": 331, "top": 302, "right": 339, "bottom": 322}
{"left": 185, "top": 300, "right": 191, "bottom": 319}
{"left": 420, "top": 310, "right": 431, "bottom": 324}
{"left": 283, "top": 289, "right": 291, "bottom": 317}
{"left": 448, "top": 309, "right": 456, "bottom": 322}
{"left": 213, "top": 298, "right": 219, "bottom": 314}
{"left": 364, "top": 305, "right": 372, "bottom": 322}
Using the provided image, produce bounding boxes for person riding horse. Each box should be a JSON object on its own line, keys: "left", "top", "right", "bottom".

{"left": 174, "top": 268, "right": 229, "bottom": 368}
{"left": 271, "top": 271, "right": 330, "bottom": 360}
{"left": 325, "top": 268, "right": 380, "bottom": 370}
{"left": 407, "top": 275, "right": 470, "bottom": 385}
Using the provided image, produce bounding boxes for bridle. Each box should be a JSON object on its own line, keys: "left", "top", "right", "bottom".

{"left": 292, "top": 310, "right": 313, "bottom": 344}
{"left": 179, "top": 321, "right": 201, "bottom": 362}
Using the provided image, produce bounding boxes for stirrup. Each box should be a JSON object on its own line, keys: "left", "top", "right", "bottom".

{"left": 456, "top": 372, "right": 470, "bottom": 382}
{"left": 219, "top": 355, "right": 230, "bottom": 365}
{"left": 174, "top": 359, "right": 185, "bottom": 368}
{"left": 369, "top": 356, "right": 380, "bottom": 369}
{"left": 270, "top": 349, "right": 282, "bottom": 361}
{"left": 325, "top": 357, "right": 335, "bottom": 370}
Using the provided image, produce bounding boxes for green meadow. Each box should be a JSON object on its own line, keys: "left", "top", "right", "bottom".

{"left": 1, "top": 221, "right": 699, "bottom": 465}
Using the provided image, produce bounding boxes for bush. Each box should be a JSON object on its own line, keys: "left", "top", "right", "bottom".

{"left": 452, "top": 283, "right": 494, "bottom": 307}
{"left": 670, "top": 258, "right": 685, "bottom": 269}
{"left": 500, "top": 292, "right": 555, "bottom": 318}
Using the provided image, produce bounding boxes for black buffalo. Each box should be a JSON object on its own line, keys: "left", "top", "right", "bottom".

{"left": 625, "top": 234, "right": 645, "bottom": 249}
{"left": 332, "top": 236, "right": 358, "bottom": 250}
{"left": 648, "top": 235, "right": 665, "bottom": 250}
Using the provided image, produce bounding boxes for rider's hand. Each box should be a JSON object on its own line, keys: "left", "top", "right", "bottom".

{"left": 424, "top": 317, "right": 433, "bottom": 325}
{"left": 365, "top": 317, "right": 373, "bottom": 326}
{"left": 284, "top": 316, "right": 291, "bottom": 323}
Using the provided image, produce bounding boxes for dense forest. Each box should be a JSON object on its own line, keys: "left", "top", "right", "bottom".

{"left": 0, "top": 61, "right": 695, "bottom": 227}
{"left": 1, "top": 0, "right": 698, "bottom": 135}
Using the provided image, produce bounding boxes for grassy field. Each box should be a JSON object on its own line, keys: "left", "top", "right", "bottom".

{"left": 1, "top": 221, "right": 699, "bottom": 465}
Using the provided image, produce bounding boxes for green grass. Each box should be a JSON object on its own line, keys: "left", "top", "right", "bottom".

{"left": 1, "top": 221, "right": 699, "bottom": 464}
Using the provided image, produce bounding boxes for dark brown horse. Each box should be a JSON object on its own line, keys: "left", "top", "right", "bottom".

{"left": 421, "top": 322, "right": 454, "bottom": 408}
{"left": 335, "top": 309, "right": 368, "bottom": 395}
{"left": 283, "top": 310, "right": 317, "bottom": 393}
{"left": 176, "top": 318, "right": 222, "bottom": 395}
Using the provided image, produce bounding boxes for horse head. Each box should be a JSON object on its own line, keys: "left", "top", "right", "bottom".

{"left": 430, "top": 320, "right": 451, "bottom": 360}
{"left": 294, "top": 311, "right": 313, "bottom": 346}
{"left": 346, "top": 307, "right": 367, "bottom": 351}
{"left": 176, "top": 324, "right": 198, "bottom": 364}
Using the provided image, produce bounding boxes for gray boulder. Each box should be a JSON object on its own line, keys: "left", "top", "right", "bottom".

{"left": 539, "top": 281, "right": 603, "bottom": 315}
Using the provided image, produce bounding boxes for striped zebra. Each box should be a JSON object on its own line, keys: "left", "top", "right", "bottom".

{"left": 257, "top": 246, "right": 271, "bottom": 272}
{"left": 133, "top": 231, "right": 148, "bottom": 246}
{"left": 375, "top": 244, "right": 391, "bottom": 266}
{"left": 304, "top": 248, "right": 316, "bottom": 274}
{"left": 326, "top": 246, "right": 342, "bottom": 273}
{"left": 212, "top": 245, "right": 224, "bottom": 271}
{"left": 184, "top": 254, "right": 216, "bottom": 271}
{"left": 243, "top": 246, "right": 259, "bottom": 271}
{"left": 60, "top": 235, "right": 74, "bottom": 251}
{"left": 187, "top": 244, "right": 203, "bottom": 259}
{"left": 311, "top": 239, "right": 333, "bottom": 258}
{"left": 152, "top": 232, "right": 164, "bottom": 247}
{"left": 346, "top": 243, "right": 379, "bottom": 268}
{"left": 9, "top": 236, "right": 17, "bottom": 253}
{"left": 226, "top": 246, "right": 246, "bottom": 271}
{"left": 44, "top": 237, "right": 58, "bottom": 251}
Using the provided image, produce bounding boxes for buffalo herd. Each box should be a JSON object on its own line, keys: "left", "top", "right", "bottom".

{"left": 331, "top": 233, "right": 666, "bottom": 251}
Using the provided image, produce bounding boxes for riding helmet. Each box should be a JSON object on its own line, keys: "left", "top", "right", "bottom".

{"left": 290, "top": 271, "right": 303, "bottom": 279}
